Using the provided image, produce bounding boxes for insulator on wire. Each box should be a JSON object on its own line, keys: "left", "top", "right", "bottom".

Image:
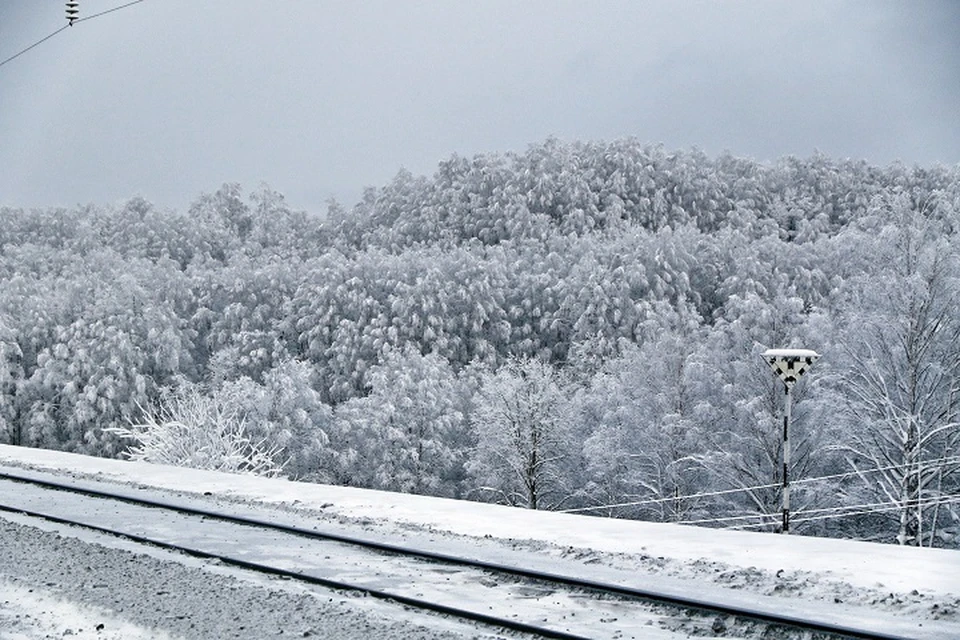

{"left": 66, "top": 1, "right": 80, "bottom": 26}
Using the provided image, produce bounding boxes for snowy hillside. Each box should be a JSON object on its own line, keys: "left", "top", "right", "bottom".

{"left": 0, "top": 444, "right": 957, "bottom": 639}
{"left": 3, "top": 9, "right": 958, "bottom": 638}
{"left": 4, "top": 145, "right": 960, "bottom": 547}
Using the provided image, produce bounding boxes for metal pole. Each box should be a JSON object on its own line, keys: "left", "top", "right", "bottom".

{"left": 782, "top": 383, "right": 791, "bottom": 534}
{"left": 763, "top": 348, "right": 818, "bottom": 535}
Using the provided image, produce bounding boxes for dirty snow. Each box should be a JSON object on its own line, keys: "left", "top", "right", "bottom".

{"left": 0, "top": 578, "right": 176, "bottom": 640}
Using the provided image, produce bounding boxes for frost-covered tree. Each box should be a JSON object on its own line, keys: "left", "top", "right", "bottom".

{"left": 21, "top": 260, "right": 191, "bottom": 456}
{"left": 831, "top": 202, "right": 960, "bottom": 546}
{"left": 0, "top": 315, "right": 24, "bottom": 445}
{"left": 468, "top": 358, "right": 577, "bottom": 510}
{"left": 110, "top": 384, "right": 284, "bottom": 477}
{"left": 332, "top": 346, "right": 467, "bottom": 496}
{"left": 3, "top": 141, "right": 960, "bottom": 546}
{"left": 692, "top": 287, "right": 836, "bottom": 533}
{"left": 216, "top": 361, "right": 332, "bottom": 480}
{"left": 577, "top": 301, "right": 706, "bottom": 521}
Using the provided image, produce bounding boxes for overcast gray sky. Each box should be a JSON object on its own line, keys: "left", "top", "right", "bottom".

{"left": 1, "top": 1, "right": 958, "bottom": 214}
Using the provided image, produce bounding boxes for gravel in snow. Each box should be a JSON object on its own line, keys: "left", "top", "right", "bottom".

{"left": 0, "top": 516, "right": 497, "bottom": 640}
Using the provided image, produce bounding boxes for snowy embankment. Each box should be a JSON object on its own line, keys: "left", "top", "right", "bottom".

{"left": 1, "top": 444, "right": 958, "bottom": 639}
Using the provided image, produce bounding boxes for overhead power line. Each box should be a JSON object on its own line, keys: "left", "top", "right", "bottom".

{"left": 790, "top": 494, "right": 960, "bottom": 526}
{"left": 559, "top": 454, "right": 960, "bottom": 515}
{"left": 717, "top": 493, "right": 960, "bottom": 531}
{"left": 79, "top": 0, "right": 147, "bottom": 23}
{"left": 0, "top": 0, "right": 147, "bottom": 71}
{"left": 0, "top": 25, "right": 70, "bottom": 69}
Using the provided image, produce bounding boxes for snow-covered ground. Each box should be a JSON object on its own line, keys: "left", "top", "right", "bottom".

{"left": 0, "top": 577, "right": 177, "bottom": 640}
{"left": 1, "top": 443, "right": 958, "bottom": 639}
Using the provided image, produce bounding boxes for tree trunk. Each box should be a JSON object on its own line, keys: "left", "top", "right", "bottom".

{"left": 528, "top": 428, "right": 539, "bottom": 510}
{"left": 898, "top": 419, "right": 920, "bottom": 546}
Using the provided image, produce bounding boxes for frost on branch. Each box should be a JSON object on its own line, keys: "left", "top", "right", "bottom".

{"left": 110, "top": 386, "right": 285, "bottom": 477}
{"left": 468, "top": 357, "right": 577, "bottom": 510}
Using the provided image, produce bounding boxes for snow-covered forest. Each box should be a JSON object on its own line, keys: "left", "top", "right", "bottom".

{"left": 1, "top": 138, "right": 958, "bottom": 547}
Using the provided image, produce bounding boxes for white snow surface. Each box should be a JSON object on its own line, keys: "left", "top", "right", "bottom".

{"left": 0, "top": 579, "right": 175, "bottom": 640}
{"left": 1, "top": 444, "right": 959, "bottom": 638}
{"left": 761, "top": 348, "right": 820, "bottom": 359}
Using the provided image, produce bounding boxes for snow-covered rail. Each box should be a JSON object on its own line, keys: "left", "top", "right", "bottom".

{"left": 0, "top": 470, "right": 929, "bottom": 640}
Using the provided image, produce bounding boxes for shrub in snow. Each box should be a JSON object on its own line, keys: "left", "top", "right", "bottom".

{"left": 109, "top": 386, "right": 285, "bottom": 477}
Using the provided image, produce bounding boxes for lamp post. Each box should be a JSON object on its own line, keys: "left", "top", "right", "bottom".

{"left": 762, "top": 348, "right": 819, "bottom": 534}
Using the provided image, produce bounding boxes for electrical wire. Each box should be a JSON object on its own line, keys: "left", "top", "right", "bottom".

{"left": 559, "top": 454, "right": 960, "bottom": 515}
{"left": 791, "top": 494, "right": 960, "bottom": 526}
{"left": 793, "top": 455, "right": 960, "bottom": 486}
{"left": 559, "top": 483, "right": 783, "bottom": 514}
{"left": 685, "top": 487, "right": 960, "bottom": 529}
{"left": 719, "top": 493, "right": 960, "bottom": 531}
{"left": 797, "top": 498, "right": 934, "bottom": 518}
{"left": 677, "top": 512, "right": 781, "bottom": 526}
{"left": 0, "top": 25, "right": 70, "bottom": 69}
{"left": 0, "top": 0, "right": 147, "bottom": 71}
{"left": 76, "top": 0, "right": 146, "bottom": 24}
{"left": 796, "top": 494, "right": 960, "bottom": 519}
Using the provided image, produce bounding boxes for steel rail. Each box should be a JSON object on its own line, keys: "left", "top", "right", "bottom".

{"left": 0, "top": 469, "right": 921, "bottom": 640}
{"left": 0, "top": 490, "right": 590, "bottom": 640}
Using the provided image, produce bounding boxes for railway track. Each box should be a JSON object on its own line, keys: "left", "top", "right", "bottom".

{"left": 0, "top": 469, "right": 933, "bottom": 640}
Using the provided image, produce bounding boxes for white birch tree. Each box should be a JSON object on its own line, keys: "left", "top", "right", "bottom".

{"left": 468, "top": 358, "right": 576, "bottom": 510}
{"left": 832, "top": 202, "right": 960, "bottom": 545}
